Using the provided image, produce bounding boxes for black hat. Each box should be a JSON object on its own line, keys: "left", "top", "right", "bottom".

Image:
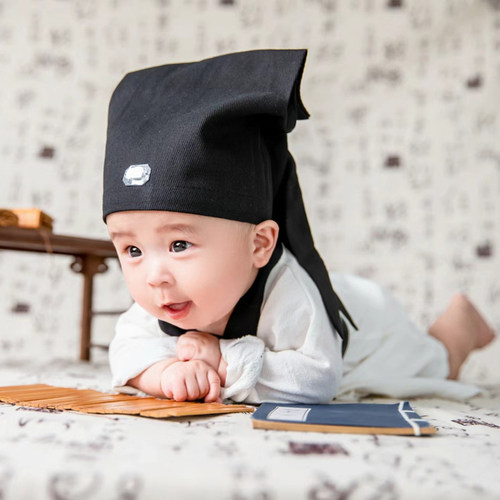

{"left": 103, "top": 49, "right": 356, "bottom": 348}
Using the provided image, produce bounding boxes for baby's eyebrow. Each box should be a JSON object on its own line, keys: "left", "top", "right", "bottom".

{"left": 157, "top": 223, "right": 198, "bottom": 235}
{"left": 109, "top": 230, "right": 135, "bottom": 240}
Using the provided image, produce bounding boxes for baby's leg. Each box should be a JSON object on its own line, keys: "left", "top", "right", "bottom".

{"left": 428, "top": 293, "right": 495, "bottom": 379}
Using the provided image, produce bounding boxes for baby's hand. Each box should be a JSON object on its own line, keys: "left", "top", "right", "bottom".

{"left": 160, "top": 359, "right": 221, "bottom": 403}
{"left": 176, "top": 331, "right": 222, "bottom": 371}
{"left": 177, "top": 331, "right": 227, "bottom": 385}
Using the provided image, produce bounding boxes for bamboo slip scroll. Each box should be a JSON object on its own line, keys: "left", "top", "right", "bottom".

{"left": 0, "top": 384, "right": 254, "bottom": 419}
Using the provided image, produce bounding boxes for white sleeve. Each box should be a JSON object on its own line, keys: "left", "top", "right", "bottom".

{"left": 108, "top": 302, "right": 178, "bottom": 392}
{"left": 220, "top": 254, "right": 343, "bottom": 404}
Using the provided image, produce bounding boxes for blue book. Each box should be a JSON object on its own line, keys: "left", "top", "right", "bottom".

{"left": 252, "top": 401, "right": 435, "bottom": 436}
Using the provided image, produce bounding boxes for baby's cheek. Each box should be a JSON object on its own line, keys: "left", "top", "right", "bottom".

{"left": 121, "top": 266, "right": 138, "bottom": 286}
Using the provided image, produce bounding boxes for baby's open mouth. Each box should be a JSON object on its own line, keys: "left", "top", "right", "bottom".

{"left": 162, "top": 301, "right": 191, "bottom": 320}
{"left": 166, "top": 302, "right": 189, "bottom": 311}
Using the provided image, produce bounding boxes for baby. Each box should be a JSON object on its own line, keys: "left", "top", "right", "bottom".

{"left": 103, "top": 49, "right": 494, "bottom": 404}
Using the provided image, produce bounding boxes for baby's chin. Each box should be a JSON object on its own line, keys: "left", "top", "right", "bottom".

{"left": 176, "top": 319, "right": 227, "bottom": 337}
{"left": 158, "top": 316, "right": 224, "bottom": 336}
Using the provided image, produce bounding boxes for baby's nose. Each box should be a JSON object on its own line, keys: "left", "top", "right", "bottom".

{"left": 146, "top": 259, "right": 174, "bottom": 287}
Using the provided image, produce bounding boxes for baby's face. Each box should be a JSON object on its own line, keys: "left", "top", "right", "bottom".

{"left": 107, "top": 210, "right": 260, "bottom": 335}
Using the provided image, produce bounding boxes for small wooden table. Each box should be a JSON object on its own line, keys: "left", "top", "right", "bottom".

{"left": 0, "top": 227, "right": 119, "bottom": 361}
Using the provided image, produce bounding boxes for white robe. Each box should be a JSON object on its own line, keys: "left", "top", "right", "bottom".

{"left": 109, "top": 247, "right": 480, "bottom": 403}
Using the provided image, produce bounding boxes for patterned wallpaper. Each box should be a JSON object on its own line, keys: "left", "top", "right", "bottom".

{"left": 0, "top": 0, "right": 499, "bottom": 361}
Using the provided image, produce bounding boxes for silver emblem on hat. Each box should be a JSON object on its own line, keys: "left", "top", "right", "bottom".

{"left": 123, "top": 164, "right": 151, "bottom": 186}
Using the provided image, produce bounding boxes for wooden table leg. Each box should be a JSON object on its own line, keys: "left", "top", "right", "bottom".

{"left": 70, "top": 255, "right": 109, "bottom": 361}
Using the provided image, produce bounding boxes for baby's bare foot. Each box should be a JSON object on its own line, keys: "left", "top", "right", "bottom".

{"left": 428, "top": 293, "right": 495, "bottom": 379}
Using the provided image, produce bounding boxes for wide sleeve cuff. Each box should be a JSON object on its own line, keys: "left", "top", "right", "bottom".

{"left": 219, "top": 335, "right": 265, "bottom": 402}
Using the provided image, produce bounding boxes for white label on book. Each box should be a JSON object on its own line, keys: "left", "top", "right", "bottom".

{"left": 267, "top": 406, "right": 311, "bottom": 422}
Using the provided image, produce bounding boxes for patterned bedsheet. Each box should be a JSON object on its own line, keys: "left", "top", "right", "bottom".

{"left": 1, "top": 353, "right": 499, "bottom": 500}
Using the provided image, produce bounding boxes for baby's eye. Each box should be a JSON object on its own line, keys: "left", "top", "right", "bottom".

{"left": 126, "top": 246, "right": 142, "bottom": 258}
{"left": 170, "top": 241, "right": 192, "bottom": 253}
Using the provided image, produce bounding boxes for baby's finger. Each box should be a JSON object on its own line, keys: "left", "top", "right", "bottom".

{"left": 170, "top": 378, "right": 188, "bottom": 402}
{"left": 176, "top": 337, "right": 196, "bottom": 361}
{"left": 160, "top": 376, "right": 174, "bottom": 400}
{"left": 184, "top": 372, "right": 202, "bottom": 401}
{"left": 177, "top": 344, "right": 195, "bottom": 361}
{"left": 204, "top": 370, "right": 221, "bottom": 403}
{"left": 195, "top": 370, "right": 210, "bottom": 398}
{"left": 162, "top": 387, "right": 173, "bottom": 400}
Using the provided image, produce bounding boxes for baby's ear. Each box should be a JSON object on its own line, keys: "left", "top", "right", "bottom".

{"left": 252, "top": 220, "right": 279, "bottom": 268}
